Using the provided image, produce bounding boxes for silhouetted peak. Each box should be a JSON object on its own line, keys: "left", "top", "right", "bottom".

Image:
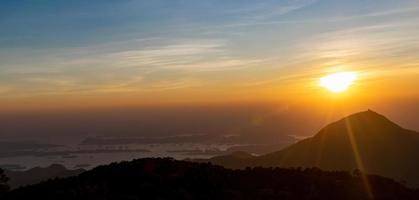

{"left": 348, "top": 109, "right": 383, "bottom": 118}
{"left": 346, "top": 109, "right": 399, "bottom": 127}
{"left": 315, "top": 110, "right": 404, "bottom": 139}
{"left": 28, "top": 164, "right": 66, "bottom": 173}
{"left": 229, "top": 151, "right": 253, "bottom": 159}
{"left": 48, "top": 164, "right": 67, "bottom": 170}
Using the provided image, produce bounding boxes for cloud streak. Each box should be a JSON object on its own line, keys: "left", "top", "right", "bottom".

{"left": 0, "top": 38, "right": 266, "bottom": 97}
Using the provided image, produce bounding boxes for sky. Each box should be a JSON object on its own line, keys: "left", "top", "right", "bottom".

{"left": 0, "top": 0, "right": 418, "bottom": 116}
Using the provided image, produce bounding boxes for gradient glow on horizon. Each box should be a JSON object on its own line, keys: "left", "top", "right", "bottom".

{"left": 0, "top": 0, "right": 418, "bottom": 111}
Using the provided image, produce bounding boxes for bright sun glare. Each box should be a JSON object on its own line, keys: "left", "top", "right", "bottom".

{"left": 320, "top": 72, "right": 357, "bottom": 93}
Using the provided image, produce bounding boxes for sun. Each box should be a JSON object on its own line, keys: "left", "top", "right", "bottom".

{"left": 320, "top": 71, "right": 357, "bottom": 93}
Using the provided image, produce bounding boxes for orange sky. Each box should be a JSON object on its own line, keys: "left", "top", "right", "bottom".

{"left": 0, "top": 0, "right": 418, "bottom": 122}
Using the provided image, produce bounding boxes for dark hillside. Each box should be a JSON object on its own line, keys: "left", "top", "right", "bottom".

{"left": 4, "top": 158, "right": 419, "bottom": 200}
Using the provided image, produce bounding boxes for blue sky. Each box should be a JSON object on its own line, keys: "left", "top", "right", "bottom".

{"left": 0, "top": 0, "right": 415, "bottom": 48}
{"left": 0, "top": 0, "right": 419, "bottom": 107}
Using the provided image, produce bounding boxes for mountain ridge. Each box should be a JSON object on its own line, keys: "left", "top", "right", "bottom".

{"left": 4, "top": 158, "right": 419, "bottom": 200}
{"left": 4, "top": 164, "right": 85, "bottom": 189}
{"left": 203, "top": 110, "right": 419, "bottom": 186}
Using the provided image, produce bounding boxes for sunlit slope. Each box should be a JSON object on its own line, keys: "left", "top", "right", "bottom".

{"left": 207, "top": 110, "right": 419, "bottom": 186}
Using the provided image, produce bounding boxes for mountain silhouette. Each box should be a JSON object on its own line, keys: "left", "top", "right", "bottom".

{"left": 4, "top": 158, "right": 419, "bottom": 200}
{"left": 4, "top": 164, "right": 85, "bottom": 189}
{"left": 205, "top": 110, "right": 419, "bottom": 186}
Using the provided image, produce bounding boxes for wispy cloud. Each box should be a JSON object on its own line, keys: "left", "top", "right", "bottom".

{"left": 199, "top": 3, "right": 419, "bottom": 30}
{"left": 247, "top": 0, "right": 317, "bottom": 20}
{"left": 109, "top": 40, "right": 224, "bottom": 69}
{"left": 0, "top": 38, "right": 266, "bottom": 97}
{"left": 0, "top": 86, "right": 13, "bottom": 95}
{"left": 298, "top": 22, "right": 419, "bottom": 61}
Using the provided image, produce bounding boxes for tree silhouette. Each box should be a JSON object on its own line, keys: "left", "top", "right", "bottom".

{"left": 0, "top": 168, "right": 10, "bottom": 196}
{"left": 3, "top": 158, "right": 419, "bottom": 200}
